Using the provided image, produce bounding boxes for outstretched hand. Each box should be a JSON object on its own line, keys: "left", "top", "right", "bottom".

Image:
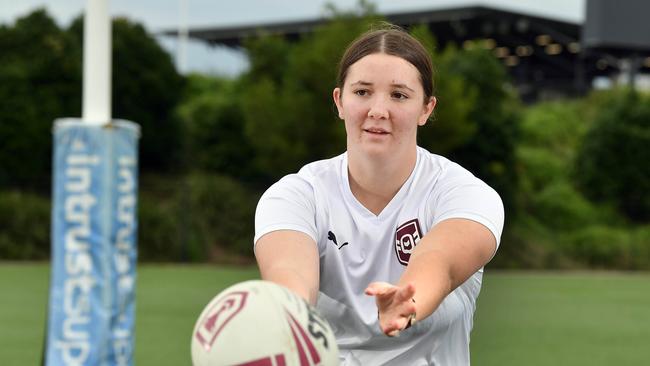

{"left": 365, "top": 282, "right": 417, "bottom": 337}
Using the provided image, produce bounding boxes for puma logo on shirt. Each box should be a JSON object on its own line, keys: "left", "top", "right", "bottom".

{"left": 327, "top": 231, "right": 349, "bottom": 250}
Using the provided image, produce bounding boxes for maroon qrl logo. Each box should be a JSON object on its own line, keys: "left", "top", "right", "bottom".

{"left": 195, "top": 291, "right": 249, "bottom": 351}
{"left": 395, "top": 219, "right": 423, "bottom": 265}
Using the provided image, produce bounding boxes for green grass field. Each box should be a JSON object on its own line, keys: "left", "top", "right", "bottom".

{"left": 1, "top": 264, "right": 649, "bottom": 366}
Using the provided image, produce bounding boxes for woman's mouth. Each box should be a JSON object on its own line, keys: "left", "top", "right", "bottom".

{"left": 364, "top": 127, "right": 389, "bottom": 135}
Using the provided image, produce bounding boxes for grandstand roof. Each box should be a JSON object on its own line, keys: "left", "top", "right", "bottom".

{"left": 163, "top": 5, "right": 650, "bottom": 100}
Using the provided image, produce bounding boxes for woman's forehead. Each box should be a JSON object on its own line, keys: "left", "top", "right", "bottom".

{"left": 346, "top": 53, "right": 421, "bottom": 87}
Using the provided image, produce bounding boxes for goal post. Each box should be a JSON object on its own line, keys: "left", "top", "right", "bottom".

{"left": 45, "top": 1, "right": 141, "bottom": 365}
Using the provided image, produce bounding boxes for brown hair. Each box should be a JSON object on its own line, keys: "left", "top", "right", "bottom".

{"left": 336, "top": 24, "right": 434, "bottom": 103}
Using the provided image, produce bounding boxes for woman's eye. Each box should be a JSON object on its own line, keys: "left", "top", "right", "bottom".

{"left": 354, "top": 89, "right": 369, "bottom": 96}
{"left": 392, "top": 92, "right": 408, "bottom": 100}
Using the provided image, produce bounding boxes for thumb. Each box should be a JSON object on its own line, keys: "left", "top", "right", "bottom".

{"left": 395, "top": 283, "right": 416, "bottom": 302}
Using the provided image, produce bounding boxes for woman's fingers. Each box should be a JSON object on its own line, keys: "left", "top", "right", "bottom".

{"left": 364, "top": 281, "right": 396, "bottom": 296}
{"left": 365, "top": 282, "right": 417, "bottom": 336}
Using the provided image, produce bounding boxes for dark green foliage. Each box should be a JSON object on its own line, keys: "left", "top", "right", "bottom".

{"left": 499, "top": 94, "right": 649, "bottom": 270}
{"left": 574, "top": 90, "right": 650, "bottom": 221}
{"left": 0, "top": 9, "right": 185, "bottom": 193}
{"left": 517, "top": 147, "right": 566, "bottom": 192}
{"left": 243, "top": 35, "right": 291, "bottom": 86}
{"left": 113, "top": 18, "right": 185, "bottom": 173}
{"left": 564, "top": 226, "right": 634, "bottom": 269}
{"left": 137, "top": 174, "right": 259, "bottom": 262}
{"left": 514, "top": 100, "right": 614, "bottom": 232}
{"left": 4, "top": 7, "right": 650, "bottom": 269}
{"left": 176, "top": 75, "right": 255, "bottom": 180}
{"left": 532, "top": 181, "right": 617, "bottom": 231}
{"left": 519, "top": 100, "right": 587, "bottom": 156}
{"left": 137, "top": 176, "right": 182, "bottom": 261}
{"left": 0, "top": 191, "right": 50, "bottom": 259}
{"left": 0, "top": 9, "right": 81, "bottom": 191}
{"left": 429, "top": 44, "right": 520, "bottom": 213}
{"left": 631, "top": 226, "right": 650, "bottom": 269}
{"left": 183, "top": 173, "right": 259, "bottom": 258}
{"left": 413, "top": 33, "right": 477, "bottom": 154}
{"left": 69, "top": 16, "right": 186, "bottom": 173}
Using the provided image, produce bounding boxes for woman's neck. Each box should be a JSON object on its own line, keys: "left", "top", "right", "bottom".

{"left": 347, "top": 147, "right": 417, "bottom": 216}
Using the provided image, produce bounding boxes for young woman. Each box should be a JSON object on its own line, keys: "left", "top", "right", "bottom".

{"left": 254, "top": 24, "right": 504, "bottom": 365}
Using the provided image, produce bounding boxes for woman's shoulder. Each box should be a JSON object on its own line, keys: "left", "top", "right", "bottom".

{"left": 298, "top": 153, "right": 347, "bottom": 175}
{"left": 416, "top": 146, "right": 475, "bottom": 181}
{"left": 265, "top": 152, "right": 345, "bottom": 195}
{"left": 416, "top": 147, "right": 500, "bottom": 202}
{"left": 297, "top": 152, "right": 346, "bottom": 178}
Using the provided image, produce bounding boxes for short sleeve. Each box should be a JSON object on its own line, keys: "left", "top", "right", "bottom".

{"left": 429, "top": 174, "right": 505, "bottom": 250}
{"left": 254, "top": 174, "right": 319, "bottom": 246}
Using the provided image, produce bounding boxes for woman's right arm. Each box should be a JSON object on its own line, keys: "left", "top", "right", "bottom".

{"left": 254, "top": 230, "right": 320, "bottom": 305}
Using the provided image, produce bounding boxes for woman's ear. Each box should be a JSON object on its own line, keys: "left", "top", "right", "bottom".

{"left": 333, "top": 88, "right": 344, "bottom": 119}
{"left": 418, "top": 96, "right": 437, "bottom": 126}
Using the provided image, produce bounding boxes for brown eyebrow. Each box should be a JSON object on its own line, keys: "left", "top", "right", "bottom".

{"left": 391, "top": 83, "right": 416, "bottom": 92}
{"left": 350, "top": 80, "right": 372, "bottom": 87}
{"left": 350, "top": 80, "right": 415, "bottom": 92}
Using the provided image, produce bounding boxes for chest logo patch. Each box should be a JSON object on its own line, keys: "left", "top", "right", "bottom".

{"left": 395, "top": 219, "right": 423, "bottom": 265}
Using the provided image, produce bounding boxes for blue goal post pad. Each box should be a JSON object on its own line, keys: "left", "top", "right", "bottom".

{"left": 46, "top": 118, "right": 140, "bottom": 366}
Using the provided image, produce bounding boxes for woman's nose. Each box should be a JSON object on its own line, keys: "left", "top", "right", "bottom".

{"left": 367, "top": 98, "right": 389, "bottom": 119}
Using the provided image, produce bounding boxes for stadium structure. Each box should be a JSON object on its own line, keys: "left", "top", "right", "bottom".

{"left": 164, "top": 3, "right": 650, "bottom": 102}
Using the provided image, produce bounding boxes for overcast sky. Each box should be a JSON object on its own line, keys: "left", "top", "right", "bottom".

{"left": 1, "top": 0, "right": 586, "bottom": 75}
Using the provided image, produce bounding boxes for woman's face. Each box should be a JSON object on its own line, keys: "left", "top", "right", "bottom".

{"left": 333, "top": 53, "right": 436, "bottom": 158}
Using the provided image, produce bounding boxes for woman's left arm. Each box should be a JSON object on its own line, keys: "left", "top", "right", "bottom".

{"left": 365, "top": 218, "right": 496, "bottom": 336}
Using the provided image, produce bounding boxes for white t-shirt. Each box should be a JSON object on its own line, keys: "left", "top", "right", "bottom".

{"left": 254, "top": 146, "right": 504, "bottom": 365}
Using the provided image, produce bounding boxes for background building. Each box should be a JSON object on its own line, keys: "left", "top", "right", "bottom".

{"left": 166, "top": 3, "right": 650, "bottom": 101}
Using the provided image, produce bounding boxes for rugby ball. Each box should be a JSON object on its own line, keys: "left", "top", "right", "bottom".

{"left": 191, "top": 280, "right": 339, "bottom": 366}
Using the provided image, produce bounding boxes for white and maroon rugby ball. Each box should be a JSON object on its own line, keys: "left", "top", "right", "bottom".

{"left": 191, "top": 280, "right": 339, "bottom": 366}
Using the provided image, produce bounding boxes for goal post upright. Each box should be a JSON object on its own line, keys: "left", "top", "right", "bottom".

{"left": 46, "top": 1, "right": 141, "bottom": 365}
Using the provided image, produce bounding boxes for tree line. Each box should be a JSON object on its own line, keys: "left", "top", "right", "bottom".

{"left": 1, "top": 5, "right": 649, "bottom": 268}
